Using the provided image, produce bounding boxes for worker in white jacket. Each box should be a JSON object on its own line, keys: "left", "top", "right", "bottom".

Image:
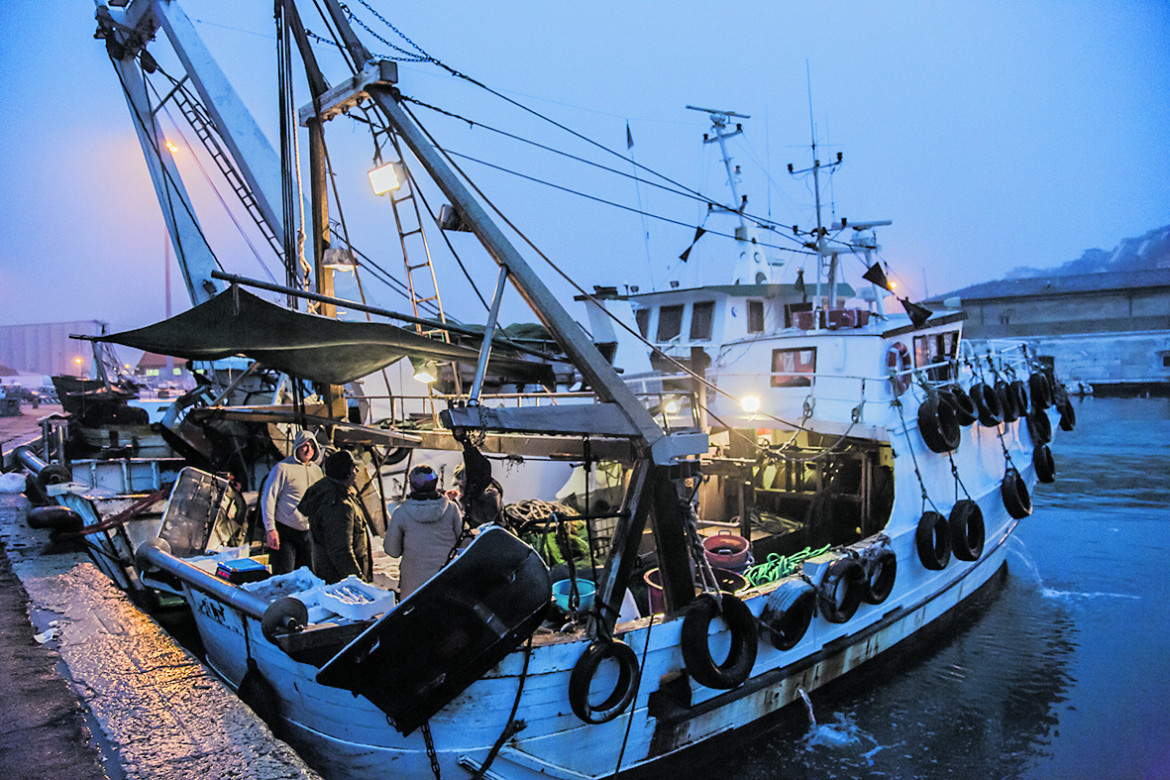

{"left": 261, "top": 429, "right": 323, "bottom": 574}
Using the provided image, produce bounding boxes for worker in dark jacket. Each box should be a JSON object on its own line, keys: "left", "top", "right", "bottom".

{"left": 299, "top": 450, "right": 371, "bottom": 584}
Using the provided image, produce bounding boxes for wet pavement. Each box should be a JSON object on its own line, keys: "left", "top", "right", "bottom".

{"left": 1, "top": 408, "right": 320, "bottom": 780}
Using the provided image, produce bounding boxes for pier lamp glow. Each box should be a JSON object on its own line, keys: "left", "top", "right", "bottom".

{"left": 410, "top": 357, "right": 438, "bottom": 385}
{"left": 368, "top": 161, "right": 405, "bottom": 195}
{"left": 740, "top": 395, "right": 760, "bottom": 414}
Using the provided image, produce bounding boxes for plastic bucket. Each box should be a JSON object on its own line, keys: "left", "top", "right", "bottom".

{"left": 703, "top": 533, "right": 751, "bottom": 571}
{"left": 552, "top": 578, "right": 595, "bottom": 612}
{"left": 644, "top": 567, "right": 748, "bottom": 614}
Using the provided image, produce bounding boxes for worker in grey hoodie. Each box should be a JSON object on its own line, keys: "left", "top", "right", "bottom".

{"left": 261, "top": 429, "right": 323, "bottom": 574}
{"left": 384, "top": 464, "right": 464, "bottom": 598}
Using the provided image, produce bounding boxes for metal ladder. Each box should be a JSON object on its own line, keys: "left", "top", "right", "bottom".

{"left": 170, "top": 82, "right": 285, "bottom": 264}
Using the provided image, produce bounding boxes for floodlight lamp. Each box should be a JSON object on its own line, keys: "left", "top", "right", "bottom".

{"left": 368, "top": 161, "right": 404, "bottom": 195}
{"left": 740, "top": 395, "right": 760, "bottom": 414}
{"left": 410, "top": 357, "right": 437, "bottom": 384}
{"left": 664, "top": 398, "right": 681, "bottom": 416}
{"left": 165, "top": 139, "right": 179, "bottom": 154}
{"left": 322, "top": 248, "right": 356, "bottom": 271}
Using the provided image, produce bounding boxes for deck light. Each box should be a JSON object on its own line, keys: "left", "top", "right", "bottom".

{"left": 368, "top": 162, "right": 404, "bottom": 195}
{"left": 740, "top": 395, "right": 760, "bottom": 414}
{"left": 165, "top": 139, "right": 179, "bottom": 154}
{"left": 410, "top": 357, "right": 437, "bottom": 385}
{"left": 323, "top": 248, "right": 356, "bottom": 271}
{"left": 664, "top": 397, "right": 681, "bottom": 416}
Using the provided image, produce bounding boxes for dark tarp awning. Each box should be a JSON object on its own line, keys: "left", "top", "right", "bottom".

{"left": 96, "top": 287, "right": 554, "bottom": 386}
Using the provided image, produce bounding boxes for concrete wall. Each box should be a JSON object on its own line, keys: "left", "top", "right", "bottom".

{"left": 0, "top": 321, "right": 104, "bottom": 377}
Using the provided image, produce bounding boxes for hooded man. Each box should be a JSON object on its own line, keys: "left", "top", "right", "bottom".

{"left": 384, "top": 464, "right": 464, "bottom": 598}
{"left": 261, "top": 429, "right": 323, "bottom": 574}
{"left": 299, "top": 449, "right": 371, "bottom": 584}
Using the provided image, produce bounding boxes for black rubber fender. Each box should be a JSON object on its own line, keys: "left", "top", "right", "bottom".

{"left": 948, "top": 499, "right": 985, "bottom": 562}
{"left": 1029, "top": 373, "right": 1053, "bottom": 410}
{"left": 1058, "top": 398, "right": 1077, "bottom": 431}
{"left": 944, "top": 385, "right": 978, "bottom": 427}
{"left": 1033, "top": 444, "right": 1056, "bottom": 484}
{"left": 916, "top": 511, "right": 952, "bottom": 570}
{"left": 917, "top": 395, "right": 961, "bottom": 453}
{"left": 26, "top": 505, "right": 83, "bottom": 532}
{"left": 995, "top": 380, "right": 1020, "bottom": 423}
{"left": 1001, "top": 468, "right": 1033, "bottom": 519}
{"left": 680, "top": 593, "right": 758, "bottom": 689}
{"left": 817, "top": 557, "right": 866, "bottom": 623}
{"left": 568, "top": 638, "right": 641, "bottom": 723}
{"left": 970, "top": 383, "right": 1003, "bottom": 427}
{"left": 1009, "top": 380, "right": 1029, "bottom": 418}
{"left": 861, "top": 546, "right": 897, "bottom": 605}
{"left": 758, "top": 579, "right": 816, "bottom": 651}
{"left": 1025, "top": 409, "right": 1053, "bottom": 445}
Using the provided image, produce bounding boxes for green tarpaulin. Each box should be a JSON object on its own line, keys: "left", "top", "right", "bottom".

{"left": 97, "top": 287, "right": 553, "bottom": 386}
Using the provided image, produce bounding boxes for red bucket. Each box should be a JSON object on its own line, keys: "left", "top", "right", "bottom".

{"left": 703, "top": 533, "right": 750, "bottom": 571}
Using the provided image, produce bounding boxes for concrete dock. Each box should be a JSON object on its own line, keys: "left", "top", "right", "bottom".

{"left": 1, "top": 408, "right": 320, "bottom": 780}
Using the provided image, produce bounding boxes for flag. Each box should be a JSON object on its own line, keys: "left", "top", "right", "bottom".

{"left": 626, "top": 122, "right": 634, "bottom": 150}
{"left": 678, "top": 226, "right": 706, "bottom": 262}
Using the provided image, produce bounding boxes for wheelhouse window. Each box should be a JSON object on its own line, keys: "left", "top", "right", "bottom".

{"left": 690, "top": 301, "right": 715, "bottom": 340}
{"left": 657, "top": 305, "right": 684, "bottom": 341}
{"left": 913, "top": 330, "right": 959, "bottom": 382}
{"left": 771, "top": 347, "right": 816, "bottom": 387}
{"left": 634, "top": 308, "right": 649, "bottom": 338}
{"left": 747, "top": 300, "right": 765, "bottom": 333}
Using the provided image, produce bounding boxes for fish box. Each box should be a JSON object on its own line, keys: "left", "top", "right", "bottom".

{"left": 320, "top": 577, "right": 396, "bottom": 621}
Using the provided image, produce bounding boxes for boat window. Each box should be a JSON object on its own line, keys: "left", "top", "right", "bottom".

{"left": 913, "top": 330, "right": 959, "bottom": 381}
{"left": 634, "top": 308, "right": 649, "bottom": 338}
{"left": 657, "top": 305, "right": 684, "bottom": 341}
{"left": 747, "top": 300, "right": 765, "bottom": 333}
{"left": 690, "top": 301, "right": 715, "bottom": 340}
{"left": 771, "top": 347, "right": 816, "bottom": 387}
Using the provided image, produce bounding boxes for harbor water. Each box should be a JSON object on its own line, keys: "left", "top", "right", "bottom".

{"left": 709, "top": 396, "right": 1170, "bottom": 779}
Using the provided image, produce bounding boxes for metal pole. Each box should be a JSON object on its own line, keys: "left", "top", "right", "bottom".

{"left": 469, "top": 265, "right": 508, "bottom": 405}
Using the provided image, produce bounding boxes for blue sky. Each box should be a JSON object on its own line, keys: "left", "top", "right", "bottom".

{"left": 1, "top": 1, "right": 1167, "bottom": 333}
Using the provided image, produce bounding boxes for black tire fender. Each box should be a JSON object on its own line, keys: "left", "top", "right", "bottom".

{"left": 568, "top": 638, "right": 640, "bottom": 723}
{"left": 1001, "top": 468, "right": 1033, "bottom": 519}
{"left": 817, "top": 557, "right": 866, "bottom": 623}
{"left": 1029, "top": 373, "right": 1053, "bottom": 410}
{"left": 758, "top": 579, "right": 816, "bottom": 651}
{"left": 1033, "top": 444, "right": 1056, "bottom": 484}
{"left": 861, "top": 546, "right": 897, "bottom": 605}
{"left": 918, "top": 395, "right": 961, "bottom": 453}
{"left": 916, "top": 511, "right": 952, "bottom": 570}
{"left": 681, "top": 593, "right": 758, "bottom": 689}
{"left": 970, "top": 383, "right": 1003, "bottom": 427}
{"left": 1058, "top": 398, "right": 1077, "bottom": 431}
{"left": 948, "top": 499, "right": 985, "bottom": 562}
{"left": 1009, "top": 380, "right": 1029, "bottom": 418}
{"left": 996, "top": 380, "right": 1020, "bottom": 423}
{"left": 945, "top": 385, "right": 978, "bottom": 426}
{"left": 1026, "top": 409, "right": 1053, "bottom": 445}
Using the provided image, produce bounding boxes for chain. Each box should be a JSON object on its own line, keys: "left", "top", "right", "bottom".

{"left": 421, "top": 720, "right": 441, "bottom": 778}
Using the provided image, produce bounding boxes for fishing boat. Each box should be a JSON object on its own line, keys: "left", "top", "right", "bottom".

{"left": 30, "top": 2, "right": 1078, "bottom": 777}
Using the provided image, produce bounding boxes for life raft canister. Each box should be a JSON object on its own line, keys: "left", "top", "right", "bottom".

{"left": 758, "top": 579, "right": 816, "bottom": 651}
{"left": 1001, "top": 467, "right": 1032, "bottom": 519}
{"left": 568, "top": 638, "right": 641, "bottom": 724}
{"left": 970, "top": 383, "right": 1003, "bottom": 427}
{"left": 680, "top": 593, "right": 758, "bottom": 689}
{"left": 816, "top": 556, "right": 866, "bottom": 623}
{"left": 886, "top": 342, "right": 912, "bottom": 396}
{"left": 918, "top": 394, "right": 961, "bottom": 453}
{"left": 916, "top": 511, "right": 952, "bottom": 570}
{"left": 948, "top": 499, "right": 985, "bottom": 562}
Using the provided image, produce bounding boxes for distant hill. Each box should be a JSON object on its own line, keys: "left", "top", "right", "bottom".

{"left": 1003, "top": 224, "right": 1170, "bottom": 279}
